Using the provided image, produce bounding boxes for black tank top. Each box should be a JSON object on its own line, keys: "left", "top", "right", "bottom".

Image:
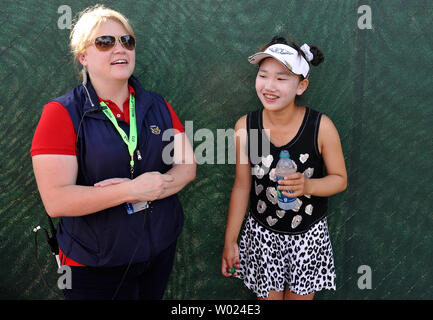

{"left": 246, "top": 107, "right": 328, "bottom": 234}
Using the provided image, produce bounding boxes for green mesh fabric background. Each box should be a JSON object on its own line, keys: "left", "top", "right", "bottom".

{"left": 0, "top": 0, "right": 432, "bottom": 300}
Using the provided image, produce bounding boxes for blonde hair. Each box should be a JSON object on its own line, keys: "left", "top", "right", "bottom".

{"left": 69, "top": 4, "right": 135, "bottom": 63}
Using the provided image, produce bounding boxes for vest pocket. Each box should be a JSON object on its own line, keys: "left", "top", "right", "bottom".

{"left": 68, "top": 216, "right": 100, "bottom": 255}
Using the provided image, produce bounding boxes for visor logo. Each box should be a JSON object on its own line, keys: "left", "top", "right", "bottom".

{"left": 269, "top": 47, "right": 293, "bottom": 55}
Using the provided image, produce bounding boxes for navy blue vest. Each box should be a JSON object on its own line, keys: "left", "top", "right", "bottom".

{"left": 54, "top": 76, "right": 184, "bottom": 267}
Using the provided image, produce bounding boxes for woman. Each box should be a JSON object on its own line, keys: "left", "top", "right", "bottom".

{"left": 31, "top": 5, "right": 196, "bottom": 300}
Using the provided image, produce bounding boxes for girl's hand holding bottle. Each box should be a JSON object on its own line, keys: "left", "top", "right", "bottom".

{"left": 277, "top": 172, "right": 310, "bottom": 198}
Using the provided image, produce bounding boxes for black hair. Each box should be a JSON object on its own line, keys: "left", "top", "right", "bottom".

{"left": 260, "top": 35, "right": 325, "bottom": 78}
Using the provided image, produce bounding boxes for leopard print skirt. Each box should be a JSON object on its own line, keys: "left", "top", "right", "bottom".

{"left": 236, "top": 214, "right": 336, "bottom": 297}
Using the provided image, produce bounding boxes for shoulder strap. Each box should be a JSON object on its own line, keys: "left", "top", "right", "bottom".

{"left": 246, "top": 109, "right": 262, "bottom": 165}
{"left": 309, "top": 108, "right": 323, "bottom": 158}
{"left": 247, "top": 108, "right": 260, "bottom": 131}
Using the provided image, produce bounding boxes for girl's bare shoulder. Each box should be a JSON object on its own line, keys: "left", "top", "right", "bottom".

{"left": 234, "top": 114, "right": 248, "bottom": 131}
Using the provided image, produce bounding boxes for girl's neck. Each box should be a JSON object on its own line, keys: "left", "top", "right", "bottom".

{"left": 91, "top": 77, "right": 129, "bottom": 111}
{"left": 263, "top": 102, "right": 302, "bottom": 128}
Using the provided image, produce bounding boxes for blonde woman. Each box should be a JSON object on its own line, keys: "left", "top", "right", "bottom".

{"left": 31, "top": 5, "right": 196, "bottom": 300}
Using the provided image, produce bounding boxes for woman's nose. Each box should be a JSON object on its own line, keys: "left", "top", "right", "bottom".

{"left": 112, "top": 39, "right": 126, "bottom": 53}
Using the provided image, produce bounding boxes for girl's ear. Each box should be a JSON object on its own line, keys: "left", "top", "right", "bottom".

{"left": 296, "top": 78, "right": 309, "bottom": 96}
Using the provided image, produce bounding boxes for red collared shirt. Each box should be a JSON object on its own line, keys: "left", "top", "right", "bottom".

{"left": 31, "top": 84, "right": 184, "bottom": 157}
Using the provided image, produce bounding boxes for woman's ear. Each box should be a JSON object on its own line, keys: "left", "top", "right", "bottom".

{"left": 296, "top": 78, "right": 309, "bottom": 96}
{"left": 78, "top": 53, "right": 87, "bottom": 67}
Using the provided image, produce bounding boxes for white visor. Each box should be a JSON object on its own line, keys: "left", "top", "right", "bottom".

{"left": 248, "top": 43, "right": 311, "bottom": 78}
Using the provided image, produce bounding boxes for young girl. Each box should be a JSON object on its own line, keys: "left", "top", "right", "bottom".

{"left": 221, "top": 36, "right": 347, "bottom": 300}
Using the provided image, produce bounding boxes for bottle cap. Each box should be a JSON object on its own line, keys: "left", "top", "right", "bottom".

{"left": 280, "top": 150, "right": 290, "bottom": 158}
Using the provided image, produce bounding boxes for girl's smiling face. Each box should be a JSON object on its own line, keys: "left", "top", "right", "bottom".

{"left": 255, "top": 57, "right": 308, "bottom": 111}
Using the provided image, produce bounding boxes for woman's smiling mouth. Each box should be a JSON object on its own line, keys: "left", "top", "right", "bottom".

{"left": 110, "top": 59, "right": 128, "bottom": 65}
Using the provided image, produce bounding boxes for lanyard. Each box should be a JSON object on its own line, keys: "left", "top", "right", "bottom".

{"left": 99, "top": 94, "right": 137, "bottom": 177}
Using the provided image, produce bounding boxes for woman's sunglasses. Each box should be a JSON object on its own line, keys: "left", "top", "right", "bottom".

{"left": 93, "top": 35, "right": 136, "bottom": 51}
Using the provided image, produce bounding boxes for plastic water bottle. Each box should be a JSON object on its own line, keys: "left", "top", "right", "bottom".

{"left": 275, "top": 150, "right": 297, "bottom": 210}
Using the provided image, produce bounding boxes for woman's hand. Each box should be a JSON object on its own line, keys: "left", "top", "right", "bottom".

{"left": 95, "top": 172, "right": 174, "bottom": 202}
{"left": 130, "top": 171, "right": 174, "bottom": 202}
{"left": 277, "top": 172, "right": 310, "bottom": 198}
{"left": 94, "top": 178, "right": 130, "bottom": 187}
{"left": 221, "top": 242, "right": 241, "bottom": 277}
